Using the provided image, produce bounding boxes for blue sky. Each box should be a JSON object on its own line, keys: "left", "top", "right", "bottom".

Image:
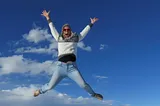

{"left": 0, "top": 0, "right": 160, "bottom": 106}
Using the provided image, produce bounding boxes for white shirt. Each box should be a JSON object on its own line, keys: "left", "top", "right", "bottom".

{"left": 49, "top": 22, "right": 91, "bottom": 57}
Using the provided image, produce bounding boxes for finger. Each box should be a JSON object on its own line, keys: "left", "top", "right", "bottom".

{"left": 94, "top": 18, "right": 99, "bottom": 21}
{"left": 48, "top": 10, "right": 50, "bottom": 14}
{"left": 42, "top": 10, "right": 45, "bottom": 14}
{"left": 96, "top": 18, "right": 99, "bottom": 20}
{"left": 41, "top": 11, "right": 44, "bottom": 15}
{"left": 42, "top": 10, "right": 46, "bottom": 13}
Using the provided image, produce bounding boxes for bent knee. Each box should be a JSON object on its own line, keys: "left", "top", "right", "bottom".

{"left": 47, "top": 86, "right": 52, "bottom": 90}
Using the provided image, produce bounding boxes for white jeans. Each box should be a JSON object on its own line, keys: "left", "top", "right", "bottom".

{"left": 40, "top": 61, "right": 95, "bottom": 96}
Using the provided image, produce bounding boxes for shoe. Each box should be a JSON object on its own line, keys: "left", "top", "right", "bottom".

{"left": 34, "top": 90, "right": 40, "bottom": 97}
{"left": 92, "top": 93, "right": 103, "bottom": 100}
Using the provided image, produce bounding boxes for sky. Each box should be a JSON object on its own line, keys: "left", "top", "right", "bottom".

{"left": 0, "top": 0, "right": 160, "bottom": 106}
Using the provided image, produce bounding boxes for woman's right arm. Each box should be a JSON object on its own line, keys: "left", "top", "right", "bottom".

{"left": 41, "top": 10, "right": 59, "bottom": 41}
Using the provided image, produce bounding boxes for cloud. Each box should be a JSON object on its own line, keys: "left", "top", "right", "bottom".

{"left": 15, "top": 46, "right": 58, "bottom": 56}
{"left": 94, "top": 75, "right": 108, "bottom": 79}
{"left": 0, "top": 55, "right": 57, "bottom": 75}
{"left": 0, "top": 81, "right": 8, "bottom": 84}
{"left": 16, "top": 47, "right": 50, "bottom": 54}
{"left": 100, "top": 44, "right": 108, "bottom": 50}
{"left": 78, "top": 42, "right": 92, "bottom": 52}
{"left": 120, "top": 104, "right": 131, "bottom": 106}
{"left": 14, "top": 27, "right": 58, "bottom": 57}
{"left": 93, "top": 75, "right": 108, "bottom": 83}
{"left": 0, "top": 85, "right": 114, "bottom": 106}
{"left": 1, "top": 85, "right": 36, "bottom": 100}
{"left": 23, "top": 28, "right": 52, "bottom": 43}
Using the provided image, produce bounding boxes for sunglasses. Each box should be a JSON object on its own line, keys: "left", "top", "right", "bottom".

{"left": 63, "top": 28, "right": 70, "bottom": 31}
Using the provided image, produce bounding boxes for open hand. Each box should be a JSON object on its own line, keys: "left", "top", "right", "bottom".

{"left": 90, "top": 17, "right": 99, "bottom": 24}
{"left": 41, "top": 10, "right": 50, "bottom": 19}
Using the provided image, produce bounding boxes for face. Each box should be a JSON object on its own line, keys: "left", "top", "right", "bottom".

{"left": 62, "top": 26, "right": 71, "bottom": 38}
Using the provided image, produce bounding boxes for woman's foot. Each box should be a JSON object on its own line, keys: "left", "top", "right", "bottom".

{"left": 34, "top": 90, "right": 40, "bottom": 97}
{"left": 92, "top": 93, "right": 103, "bottom": 100}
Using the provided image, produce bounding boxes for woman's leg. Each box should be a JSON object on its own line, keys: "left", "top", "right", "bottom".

{"left": 66, "top": 63, "right": 103, "bottom": 100}
{"left": 67, "top": 63, "right": 95, "bottom": 96}
{"left": 34, "top": 61, "right": 66, "bottom": 96}
{"left": 40, "top": 69, "right": 64, "bottom": 94}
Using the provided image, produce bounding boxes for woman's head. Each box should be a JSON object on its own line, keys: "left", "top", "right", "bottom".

{"left": 61, "top": 24, "right": 72, "bottom": 38}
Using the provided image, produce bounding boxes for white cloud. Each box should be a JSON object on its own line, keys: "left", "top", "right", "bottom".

{"left": 15, "top": 38, "right": 58, "bottom": 57}
{"left": 0, "top": 55, "right": 57, "bottom": 75}
{"left": 15, "top": 46, "right": 57, "bottom": 55}
{"left": 95, "top": 75, "right": 108, "bottom": 79}
{"left": 120, "top": 104, "right": 131, "bottom": 106}
{"left": 23, "top": 28, "right": 52, "bottom": 43}
{"left": 0, "top": 81, "right": 8, "bottom": 84}
{"left": 0, "top": 85, "right": 114, "bottom": 106}
{"left": 1, "top": 85, "right": 36, "bottom": 100}
{"left": 16, "top": 27, "right": 58, "bottom": 57}
{"left": 100, "top": 44, "right": 108, "bottom": 50}
{"left": 93, "top": 75, "right": 108, "bottom": 83}
{"left": 15, "top": 47, "right": 47, "bottom": 54}
{"left": 78, "top": 41, "right": 92, "bottom": 52}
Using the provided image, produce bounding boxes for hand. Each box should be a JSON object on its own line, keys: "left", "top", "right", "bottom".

{"left": 90, "top": 17, "right": 99, "bottom": 24}
{"left": 41, "top": 10, "right": 50, "bottom": 20}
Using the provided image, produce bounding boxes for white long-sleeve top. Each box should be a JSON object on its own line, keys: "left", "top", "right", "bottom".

{"left": 49, "top": 22, "right": 91, "bottom": 58}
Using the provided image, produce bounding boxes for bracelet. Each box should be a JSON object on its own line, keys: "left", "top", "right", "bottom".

{"left": 89, "top": 23, "right": 93, "bottom": 27}
{"left": 47, "top": 18, "right": 52, "bottom": 23}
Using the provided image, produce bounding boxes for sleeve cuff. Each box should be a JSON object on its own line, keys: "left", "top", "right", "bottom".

{"left": 47, "top": 19, "right": 52, "bottom": 24}
{"left": 89, "top": 23, "right": 93, "bottom": 27}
